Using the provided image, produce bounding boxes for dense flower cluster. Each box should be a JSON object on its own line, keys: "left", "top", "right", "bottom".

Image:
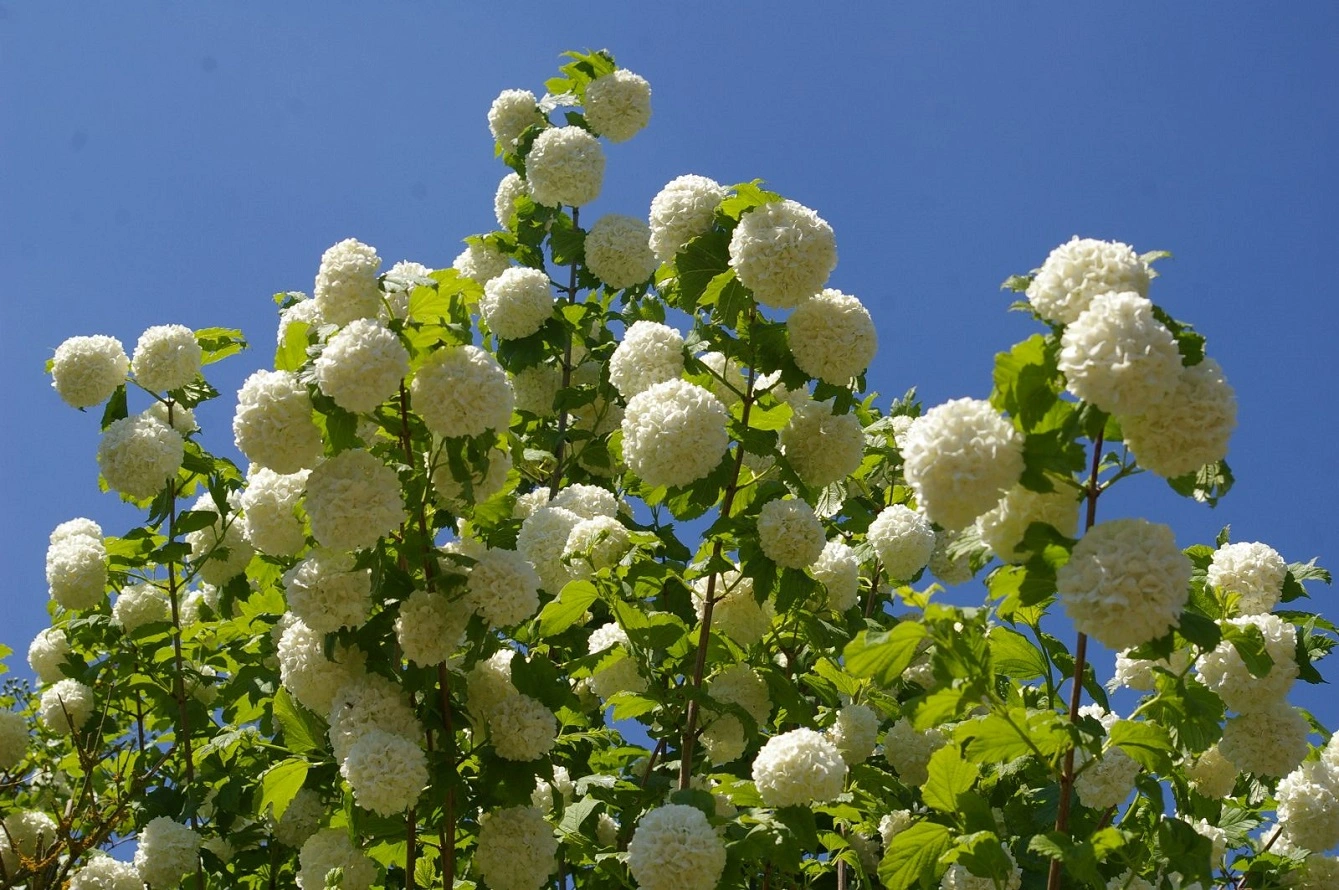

{"left": 283, "top": 550, "right": 372, "bottom": 634}
{"left": 453, "top": 241, "right": 511, "bottom": 285}
{"left": 609, "top": 320, "right": 685, "bottom": 399}
{"left": 828, "top": 703, "right": 879, "bottom": 764}
{"left": 488, "top": 89, "right": 543, "bottom": 148}
{"left": 51, "top": 334, "right": 128, "bottom": 407}
{"left": 488, "top": 693, "right": 558, "bottom": 761}
{"left": 752, "top": 727, "right": 847, "bottom": 806}
{"left": 233, "top": 369, "right": 324, "bottom": 473}
{"left": 812, "top": 540, "right": 860, "bottom": 612}
{"left": 341, "top": 729, "right": 427, "bottom": 815}
{"left": 410, "top": 344, "right": 515, "bottom": 439}
{"left": 692, "top": 570, "right": 772, "bottom": 645}
{"left": 466, "top": 547, "right": 542, "bottom": 627}
{"left": 627, "top": 804, "right": 727, "bottom": 890}
{"left": 526, "top": 125, "right": 605, "bottom": 207}
{"left": 778, "top": 399, "right": 864, "bottom": 488}
{"left": 327, "top": 674, "right": 419, "bottom": 763}
{"left": 1121, "top": 358, "right": 1237, "bottom": 478}
{"left": 134, "top": 817, "right": 199, "bottom": 889}
{"left": 313, "top": 318, "right": 408, "bottom": 413}
{"left": 1277, "top": 758, "right": 1339, "bottom": 854}
{"left": 584, "top": 213, "right": 658, "bottom": 289}
{"left": 622, "top": 379, "right": 729, "bottom": 488}
{"left": 1197, "top": 614, "right": 1299, "bottom": 712}
{"left": 111, "top": 582, "right": 170, "bottom": 631}
{"left": 902, "top": 398, "right": 1024, "bottom": 531}
{"left": 277, "top": 618, "right": 366, "bottom": 715}
{"left": 481, "top": 267, "right": 553, "bottom": 340}
{"left": 69, "top": 854, "right": 142, "bottom": 890}
{"left": 757, "top": 498, "right": 826, "bottom": 569}
{"left": 728, "top": 199, "right": 837, "bottom": 309}
{"left": 867, "top": 504, "right": 935, "bottom": 581}
{"left": 552, "top": 482, "right": 619, "bottom": 518}
{"left": 710, "top": 664, "right": 771, "bottom": 728}
{"left": 564, "top": 514, "right": 632, "bottom": 577}
{"left": 883, "top": 718, "right": 946, "bottom": 786}
{"left": 1075, "top": 733, "right": 1142, "bottom": 809}
{"left": 1057, "top": 291, "right": 1182, "bottom": 415}
{"left": 786, "top": 289, "right": 877, "bottom": 384}
{"left": 45, "top": 524, "right": 107, "bottom": 610}
{"left": 313, "top": 238, "right": 382, "bottom": 326}
{"left": 1025, "top": 237, "right": 1150, "bottom": 325}
{"left": 940, "top": 848, "right": 1022, "bottom": 890}
{"left": 27, "top": 628, "right": 71, "bottom": 684}
{"left": 476, "top": 806, "right": 558, "bottom": 890}
{"left": 1206, "top": 541, "right": 1288, "bottom": 615}
{"left": 976, "top": 485, "right": 1079, "bottom": 561}
{"left": 1218, "top": 702, "right": 1309, "bottom": 777}
{"left": 1111, "top": 648, "right": 1192, "bottom": 692}
{"left": 97, "top": 413, "right": 184, "bottom": 499}
{"left": 879, "top": 810, "right": 916, "bottom": 848}
{"left": 383, "top": 260, "right": 430, "bottom": 320}
{"left": 1184, "top": 745, "right": 1237, "bottom": 799}
{"left": 298, "top": 829, "right": 376, "bottom": 890}
{"left": 432, "top": 445, "right": 512, "bottom": 506}
{"left": 395, "top": 590, "right": 469, "bottom": 666}
{"left": 239, "top": 466, "right": 309, "bottom": 556}
{"left": 649, "top": 174, "right": 727, "bottom": 262}
{"left": 584, "top": 68, "right": 652, "bottom": 142}
{"left": 304, "top": 450, "right": 405, "bottom": 551}
{"left": 1, "top": 811, "right": 56, "bottom": 874}
{"left": 131, "top": 324, "right": 201, "bottom": 392}
{"left": 494, "top": 172, "right": 529, "bottom": 228}
{"left": 272, "top": 787, "right": 324, "bottom": 848}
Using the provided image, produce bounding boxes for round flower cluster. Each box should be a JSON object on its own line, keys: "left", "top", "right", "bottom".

{"left": 112, "top": 583, "right": 170, "bottom": 632}
{"left": 272, "top": 787, "right": 324, "bottom": 848}
{"left": 314, "top": 238, "right": 382, "bottom": 326}
{"left": 51, "top": 334, "right": 128, "bottom": 408}
{"left": 649, "top": 174, "right": 727, "bottom": 262}
{"left": 327, "top": 673, "right": 419, "bottom": 763}
{"left": 304, "top": 450, "right": 405, "bottom": 551}
{"left": 341, "top": 728, "right": 427, "bottom": 816}
{"left": 1184, "top": 745, "right": 1237, "bottom": 799}
{"left": 411, "top": 345, "right": 515, "bottom": 439}
{"left": 1206, "top": 541, "right": 1287, "bottom": 616}
{"left": 52, "top": 517, "right": 103, "bottom": 544}
{"left": 396, "top": 590, "right": 469, "bottom": 666}
{"left": 383, "top": 260, "right": 430, "bottom": 320}
{"left": 1025, "top": 237, "right": 1150, "bottom": 325}
{"left": 240, "top": 466, "right": 309, "bottom": 556}
{"left": 564, "top": 515, "right": 632, "bottom": 578}
{"left": 233, "top": 370, "right": 324, "bottom": 473}
{"left": 627, "top": 804, "right": 727, "bottom": 890}
{"left": 1111, "top": 648, "right": 1193, "bottom": 692}
{"left": 481, "top": 267, "right": 553, "bottom": 340}
{"left": 828, "top": 703, "right": 879, "bottom": 764}
{"left": 97, "top": 413, "right": 184, "bottom": 499}
{"left": 710, "top": 664, "right": 771, "bottom": 727}
{"left": 552, "top": 482, "right": 619, "bottom": 519}
{"left": 752, "top": 727, "right": 847, "bottom": 807}
{"left": 1, "top": 811, "right": 57, "bottom": 873}
{"left": 622, "top": 379, "right": 729, "bottom": 489}
{"left": 277, "top": 296, "right": 321, "bottom": 346}
{"left": 1295, "top": 857, "right": 1339, "bottom": 890}
{"left": 1075, "top": 744, "right": 1142, "bottom": 810}
{"left": 701, "top": 714, "right": 747, "bottom": 764}
{"left": 812, "top": 540, "right": 860, "bottom": 612}
{"left": 298, "top": 829, "right": 376, "bottom": 890}
{"left": 466, "top": 649, "right": 517, "bottom": 715}
{"left": 609, "top": 320, "right": 685, "bottom": 399}
{"left": 511, "top": 363, "right": 560, "bottom": 416}
{"left": 1121, "top": 358, "right": 1237, "bottom": 479}
{"left": 1197, "top": 614, "right": 1299, "bottom": 712}
{"left": 495, "top": 172, "right": 529, "bottom": 228}
{"left": 787, "top": 289, "right": 877, "bottom": 384}
{"left": 879, "top": 810, "right": 916, "bottom": 848}
{"left": 1056, "top": 518, "right": 1192, "bottom": 650}
{"left": 692, "top": 570, "right": 772, "bottom": 645}
{"left": 70, "top": 854, "right": 142, "bottom": 890}
{"left": 131, "top": 324, "right": 201, "bottom": 392}
{"left": 518, "top": 505, "right": 583, "bottom": 592}
{"left": 1219, "top": 702, "right": 1309, "bottom": 777}
{"left": 277, "top": 618, "right": 366, "bottom": 715}
{"left": 590, "top": 650, "right": 646, "bottom": 702}
{"left": 1278, "top": 758, "right": 1339, "bottom": 854}
{"left": 313, "top": 318, "right": 408, "bottom": 414}
{"left": 757, "top": 499, "right": 825, "bottom": 569}
{"left": 134, "top": 817, "right": 200, "bottom": 889}
{"left": 584, "top": 68, "right": 652, "bottom": 142}
{"left": 283, "top": 550, "right": 372, "bottom": 634}
{"left": 488, "top": 88, "right": 543, "bottom": 148}
{"left": 28, "top": 629, "right": 70, "bottom": 685}
{"left": 940, "top": 848, "right": 1022, "bottom": 890}
{"left": 1057, "top": 291, "right": 1182, "bottom": 415}
{"left": 584, "top": 213, "right": 658, "bottom": 289}
{"left": 902, "top": 398, "right": 1025, "bottom": 531}
{"left": 883, "top": 718, "right": 947, "bottom": 786}
{"left": 867, "top": 505, "right": 935, "bottom": 581}
{"left": 779, "top": 399, "right": 864, "bottom": 488}
{"left": 465, "top": 547, "right": 542, "bottom": 627}
{"left": 143, "top": 400, "right": 198, "bottom": 434}
{"left": 526, "top": 125, "right": 604, "bottom": 207}
{"left": 475, "top": 806, "right": 558, "bottom": 890}
{"left": 488, "top": 693, "right": 558, "bottom": 761}
{"left": 0, "top": 710, "right": 26, "bottom": 771}
{"left": 453, "top": 241, "right": 511, "bottom": 285}
{"left": 46, "top": 526, "right": 107, "bottom": 610}
{"left": 976, "top": 485, "right": 1080, "bottom": 562}
{"left": 185, "top": 496, "right": 255, "bottom": 585}
{"left": 728, "top": 199, "right": 837, "bottom": 309}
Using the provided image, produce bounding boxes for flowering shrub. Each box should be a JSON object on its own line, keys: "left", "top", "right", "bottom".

{"left": 3, "top": 48, "right": 1335, "bottom": 890}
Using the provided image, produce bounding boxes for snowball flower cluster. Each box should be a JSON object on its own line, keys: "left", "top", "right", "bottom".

{"left": 940, "top": 848, "right": 1023, "bottom": 890}
{"left": 304, "top": 450, "right": 405, "bottom": 551}
{"left": 1026, "top": 237, "right": 1150, "bottom": 325}
{"left": 649, "top": 174, "right": 727, "bottom": 262}
{"left": 585, "top": 214, "right": 658, "bottom": 289}
{"left": 1057, "top": 291, "right": 1182, "bottom": 415}
{"left": 1206, "top": 541, "right": 1288, "bottom": 615}
{"left": 411, "top": 344, "right": 514, "bottom": 439}
{"left": 1, "top": 811, "right": 57, "bottom": 873}
{"left": 1185, "top": 745, "right": 1237, "bottom": 799}
{"left": 495, "top": 174, "right": 532, "bottom": 232}
{"left": 298, "top": 829, "right": 376, "bottom": 890}
{"left": 1277, "top": 758, "right": 1339, "bottom": 854}
{"left": 701, "top": 714, "right": 747, "bottom": 764}
{"left": 112, "top": 583, "right": 170, "bottom": 632}
{"left": 1121, "top": 358, "right": 1237, "bottom": 478}
{"left": 752, "top": 727, "right": 847, "bottom": 806}
{"left": 622, "top": 379, "right": 729, "bottom": 488}
{"left": 475, "top": 806, "right": 558, "bottom": 890}
{"left": 240, "top": 466, "right": 308, "bottom": 556}
{"left": 976, "top": 484, "right": 1080, "bottom": 561}
{"left": 467, "top": 547, "right": 542, "bottom": 627}
{"left": 396, "top": 590, "right": 469, "bottom": 666}
{"left": 1295, "top": 857, "right": 1339, "bottom": 890}
{"left": 272, "top": 787, "right": 324, "bottom": 848}
{"left": 134, "top": 817, "right": 200, "bottom": 889}
{"left": 787, "top": 289, "right": 877, "bottom": 384}
{"left": 488, "top": 692, "right": 558, "bottom": 761}
{"left": 1197, "top": 613, "right": 1299, "bottom": 713}
{"left": 779, "top": 399, "right": 864, "bottom": 488}
{"left": 46, "top": 524, "right": 107, "bottom": 610}
{"left": 1218, "top": 702, "right": 1309, "bottom": 777}
{"left": 551, "top": 482, "right": 619, "bottom": 518}
{"left": 277, "top": 618, "right": 366, "bottom": 715}
{"left": 466, "top": 649, "right": 517, "bottom": 714}
{"left": 0, "top": 710, "right": 27, "bottom": 770}
{"left": 453, "top": 240, "right": 511, "bottom": 285}
{"left": 525, "top": 125, "right": 604, "bottom": 207}
{"left": 283, "top": 550, "right": 372, "bottom": 634}
{"left": 729, "top": 199, "right": 837, "bottom": 309}
{"left": 584, "top": 68, "right": 652, "bottom": 142}
{"left": 1111, "top": 648, "right": 1192, "bottom": 692}
{"left": 627, "top": 804, "right": 727, "bottom": 890}
{"left": 609, "top": 320, "right": 685, "bottom": 399}
{"left": 692, "top": 570, "right": 773, "bottom": 645}
{"left": 879, "top": 810, "right": 916, "bottom": 848}
{"left": 313, "top": 238, "right": 382, "bottom": 326}
{"left": 313, "top": 318, "right": 408, "bottom": 413}
{"left": 481, "top": 267, "right": 553, "bottom": 340}
{"left": 341, "top": 729, "right": 428, "bottom": 815}
{"left": 867, "top": 505, "right": 935, "bottom": 581}
{"left": 902, "top": 398, "right": 1025, "bottom": 531}
{"left": 382, "top": 259, "right": 430, "bottom": 320}
{"left": 828, "top": 703, "right": 879, "bottom": 763}
{"left": 51, "top": 334, "right": 128, "bottom": 408}
{"left": 327, "top": 673, "right": 420, "bottom": 762}
{"left": 883, "top": 718, "right": 947, "bottom": 786}
{"left": 517, "top": 505, "right": 583, "bottom": 592}
{"left": 184, "top": 495, "right": 254, "bottom": 584}
{"left": 1075, "top": 741, "right": 1142, "bottom": 810}
{"left": 710, "top": 664, "right": 771, "bottom": 727}
{"left": 590, "top": 652, "right": 647, "bottom": 702}
{"left": 511, "top": 363, "right": 560, "bottom": 416}
{"left": 143, "top": 400, "right": 198, "bottom": 434}
{"left": 233, "top": 369, "right": 324, "bottom": 473}
{"left": 131, "top": 324, "right": 201, "bottom": 392}
{"left": 812, "top": 540, "right": 861, "bottom": 612}
{"left": 757, "top": 498, "right": 826, "bottom": 569}
{"left": 563, "top": 515, "right": 631, "bottom": 577}
{"left": 1056, "top": 518, "right": 1192, "bottom": 650}
{"left": 70, "top": 854, "right": 142, "bottom": 890}
{"left": 97, "top": 413, "right": 184, "bottom": 499}
{"left": 488, "top": 88, "right": 543, "bottom": 148}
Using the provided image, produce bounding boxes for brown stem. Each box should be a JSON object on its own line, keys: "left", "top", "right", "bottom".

{"left": 641, "top": 737, "right": 666, "bottom": 789}
{"left": 836, "top": 825, "right": 848, "bottom": 890}
{"left": 550, "top": 205, "right": 580, "bottom": 496}
{"left": 438, "top": 664, "right": 456, "bottom": 888}
{"left": 405, "top": 805, "right": 418, "bottom": 890}
{"left": 863, "top": 560, "right": 882, "bottom": 619}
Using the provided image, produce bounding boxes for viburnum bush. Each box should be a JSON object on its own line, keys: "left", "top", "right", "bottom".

{"left": 3, "top": 49, "right": 1337, "bottom": 890}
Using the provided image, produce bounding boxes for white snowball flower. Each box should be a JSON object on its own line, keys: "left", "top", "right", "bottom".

{"left": 701, "top": 714, "right": 747, "bottom": 764}
{"left": 481, "top": 267, "right": 553, "bottom": 340}
{"left": 46, "top": 533, "right": 107, "bottom": 610}
{"left": 879, "top": 810, "right": 916, "bottom": 848}
{"left": 526, "top": 126, "right": 604, "bottom": 207}
{"left": 396, "top": 590, "right": 470, "bottom": 666}
{"left": 1198, "top": 614, "right": 1299, "bottom": 713}
{"left": 240, "top": 466, "right": 309, "bottom": 557}
{"left": 50, "top": 334, "right": 128, "bottom": 408}
{"left": 341, "top": 729, "right": 427, "bottom": 816}
{"left": 1185, "top": 746, "right": 1237, "bottom": 799}
{"left": 304, "top": 450, "right": 405, "bottom": 552}
{"left": 1121, "top": 358, "right": 1237, "bottom": 478}
{"left": 609, "top": 320, "right": 685, "bottom": 399}
{"left": 277, "top": 618, "right": 366, "bottom": 715}
{"left": 649, "top": 174, "right": 728, "bottom": 262}
{"left": 50, "top": 517, "right": 103, "bottom": 545}
{"left": 752, "top": 727, "right": 847, "bottom": 807}
{"left": 297, "top": 829, "right": 376, "bottom": 890}
{"left": 453, "top": 241, "right": 511, "bottom": 285}
{"left": 584, "top": 68, "right": 652, "bottom": 142}
{"left": 1278, "top": 759, "right": 1339, "bottom": 854}
{"left": 511, "top": 363, "right": 561, "bottom": 416}
{"left": 466, "top": 649, "right": 517, "bottom": 715}
{"left": 1111, "top": 648, "right": 1192, "bottom": 692}
{"left": 277, "top": 295, "right": 322, "bottom": 346}
{"left": 729, "top": 199, "right": 837, "bottom": 309}
{"left": 112, "top": 583, "right": 170, "bottom": 632}
{"left": 382, "top": 260, "right": 431, "bottom": 321}
{"left": 488, "top": 694, "right": 557, "bottom": 760}
{"left": 513, "top": 487, "right": 552, "bottom": 520}
{"left": 327, "top": 673, "right": 420, "bottom": 763}
{"left": 1056, "top": 518, "right": 1192, "bottom": 650}
{"left": 627, "top": 804, "right": 727, "bottom": 890}
{"left": 184, "top": 495, "right": 254, "bottom": 585}
{"left": 131, "top": 324, "right": 201, "bottom": 392}
{"left": 551, "top": 483, "right": 619, "bottom": 519}
{"left": 488, "top": 89, "right": 543, "bottom": 148}
{"left": 590, "top": 651, "right": 647, "bottom": 701}
{"left": 495, "top": 172, "right": 530, "bottom": 228}
{"left": 134, "top": 817, "right": 199, "bottom": 889}
{"left": 622, "top": 379, "right": 730, "bottom": 489}
{"left": 28, "top": 628, "right": 72, "bottom": 684}
{"left": 787, "top": 289, "right": 877, "bottom": 384}
{"left": 1219, "top": 702, "right": 1310, "bottom": 777}
{"left": 466, "top": 547, "right": 542, "bottom": 627}
{"left": 1206, "top": 541, "right": 1288, "bottom": 616}
{"left": 1295, "top": 857, "right": 1339, "bottom": 890}
{"left": 1026, "top": 237, "right": 1150, "bottom": 325}
{"left": 1, "top": 811, "right": 58, "bottom": 874}
{"left": 313, "top": 318, "right": 408, "bottom": 414}
{"left": 70, "top": 854, "right": 142, "bottom": 890}
{"left": 692, "top": 570, "right": 773, "bottom": 646}
{"left": 313, "top": 238, "right": 382, "bottom": 327}
{"left": 757, "top": 498, "right": 826, "bottom": 569}
{"left": 779, "top": 399, "right": 864, "bottom": 488}
{"left": 940, "top": 847, "right": 1022, "bottom": 890}
{"left": 563, "top": 515, "right": 632, "bottom": 578}
{"left": 518, "top": 505, "right": 583, "bottom": 593}
{"left": 283, "top": 550, "right": 372, "bottom": 635}
{"left": 813, "top": 540, "right": 861, "bottom": 612}
{"left": 233, "top": 369, "right": 324, "bottom": 474}
{"left": 976, "top": 485, "right": 1080, "bottom": 562}
{"left": 585, "top": 214, "right": 658, "bottom": 288}
{"left": 475, "top": 806, "right": 557, "bottom": 890}
{"left": 828, "top": 703, "right": 879, "bottom": 764}
{"left": 1075, "top": 744, "right": 1142, "bottom": 810}
{"left": 710, "top": 664, "right": 771, "bottom": 727}
{"left": 1058, "top": 291, "right": 1182, "bottom": 415}
{"left": 902, "top": 398, "right": 1025, "bottom": 531}
{"left": 0, "top": 710, "right": 27, "bottom": 771}
{"left": 867, "top": 505, "right": 935, "bottom": 581}
{"left": 97, "top": 414, "right": 184, "bottom": 499}
{"left": 271, "top": 787, "right": 324, "bottom": 848}
{"left": 143, "top": 400, "right": 197, "bottom": 434}
{"left": 411, "top": 345, "right": 514, "bottom": 439}
{"left": 883, "top": 718, "right": 946, "bottom": 786}
{"left": 595, "top": 813, "right": 619, "bottom": 848}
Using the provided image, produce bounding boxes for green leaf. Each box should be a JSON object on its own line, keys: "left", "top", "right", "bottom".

{"left": 1177, "top": 610, "right": 1222, "bottom": 650}
{"left": 1028, "top": 833, "right": 1104, "bottom": 889}
{"left": 173, "top": 510, "right": 219, "bottom": 535}
{"left": 718, "top": 180, "right": 783, "bottom": 221}
{"left": 988, "top": 627, "right": 1049, "bottom": 681}
{"left": 273, "top": 688, "right": 326, "bottom": 754}
{"left": 1167, "top": 460, "right": 1234, "bottom": 506}
{"left": 100, "top": 384, "right": 129, "bottom": 430}
{"left": 1001, "top": 274, "right": 1032, "bottom": 293}
{"left": 878, "top": 821, "right": 952, "bottom": 890}
{"left": 605, "top": 692, "right": 659, "bottom": 721}
{"left": 1222, "top": 622, "right": 1274, "bottom": 678}
{"left": 258, "top": 757, "right": 308, "bottom": 820}
{"left": 557, "top": 796, "right": 600, "bottom": 836}
{"left": 275, "top": 320, "right": 310, "bottom": 372}
{"left": 922, "top": 746, "right": 980, "bottom": 814}
{"left": 1107, "top": 719, "right": 1174, "bottom": 774}
{"left": 672, "top": 230, "right": 731, "bottom": 311}
{"left": 991, "top": 334, "right": 1062, "bottom": 431}
{"left": 195, "top": 326, "right": 247, "bottom": 366}
{"left": 844, "top": 623, "right": 927, "bottom": 686}
{"left": 537, "top": 580, "right": 599, "bottom": 637}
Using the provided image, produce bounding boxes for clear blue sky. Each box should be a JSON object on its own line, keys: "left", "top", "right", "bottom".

{"left": 2, "top": 4, "right": 1336, "bottom": 727}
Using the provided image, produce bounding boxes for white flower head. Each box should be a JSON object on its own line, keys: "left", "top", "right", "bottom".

{"left": 327, "top": 672, "right": 419, "bottom": 763}
{"left": 649, "top": 174, "right": 727, "bottom": 262}
{"left": 1206, "top": 541, "right": 1288, "bottom": 616}
{"left": 411, "top": 344, "right": 514, "bottom": 439}
{"left": 1185, "top": 745, "right": 1237, "bottom": 800}
{"left": 277, "top": 296, "right": 322, "bottom": 347}
{"left": 270, "top": 787, "right": 324, "bottom": 848}
{"left": 383, "top": 260, "right": 431, "bottom": 321}
{"left": 475, "top": 806, "right": 558, "bottom": 890}
{"left": 1198, "top": 613, "right": 1299, "bottom": 712}
{"left": 495, "top": 172, "right": 530, "bottom": 228}
{"left": 453, "top": 241, "right": 511, "bottom": 285}
{"left": 1058, "top": 291, "right": 1182, "bottom": 415}
{"left": 466, "top": 649, "right": 517, "bottom": 715}
{"left": 0, "top": 710, "right": 28, "bottom": 771}
{"left": 313, "top": 318, "right": 408, "bottom": 414}
{"left": 304, "top": 450, "right": 405, "bottom": 552}
{"left": 51, "top": 334, "right": 128, "bottom": 408}
{"left": 828, "top": 703, "right": 879, "bottom": 764}
{"left": 481, "top": 267, "right": 553, "bottom": 340}
{"left": 883, "top": 718, "right": 946, "bottom": 786}
{"left": 314, "top": 238, "right": 382, "bottom": 327}
{"left": 867, "top": 504, "right": 935, "bottom": 581}
{"left": 112, "top": 582, "right": 170, "bottom": 632}
{"left": 46, "top": 533, "right": 107, "bottom": 611}
{"left": 1122, "top": 357, "right": 1237, "bottom": 479}
{"left": 143, "top": 400, "right": 198, "bottom": 434}
{"left": 813, "top": 540, "right": 861, "bottom": 612}
{"left": 341, "top": 729, "right": 427, "bottom": 816}
{"left": 903, "top": 398, "right": 1025, "bottom": 531}
{"left": 584, "top": 69, "right": 652, "bottom": 142}
{"left": 608, "top": 320, "right": 685, "bottom": 400}
{"left": 779, "top": 399, "right": 864, "bottom": 488}
{"left": 622, "top": 379, "right": 730, "bottom": 489}
{"left": 233, "top": 369, "right": 324, "bottom": 474}
{"left": 131, "top": 324, "right": 202, "bottom": 393}
{"left": 940, "top": 847, "right": 1022, "bottom": 890}
{"left": 1026, "top": 237, "right": 1150, "bottom": 325}
{"left": 297, "top": 829, "right": 376, "bottom": 890}
{"left": 1074, "top": 745, "right": 1141, "bottom": 810}
{"left": 976, "top": 485, "right": 1080, "bottom": 562}
{"left": 517, "top": 505, "right": 583, "bottom": 593}
{"left": 551, "top": 482, "right": 619, "bottom": 519}
{"left": 1219, "top": 702, "right": 1310, "bottom": 777}
{"left": 692, "top": 570, "right": 773, "bottom": 646}
{"left": 563, "top": 515, "right": 632, "bottom": 578}
{"left": 97, "top": 414, "right": 184, "bottom": 499}
{"left": 757, "top": 498, "right": 826, "bottom": 569}
{"left": 488, "top": 89, "right": 544, "bottom": 148}
{"left": 283, "top": 549, "right": 371, "bottom": 635}
{"left": 240, "top": 466, "right": 309, "bottom": 557}
{"left": 787, "top": 289, "right": 877, "bottom": 384}
{"left": 526, "top": 125, "right": 604, "bottom": 207}
{"left": 0, "top": 811, "right": 58, "bottom": 874}
{"left": 585, "top": 214, "right": 658, "bottom": 289}
{"left": 729, "top": 199, "right": 837, "bottom": 309}
{"left": 134, "top": 817, "right": 200, "bottom": 890}
{"left": 70, "top": 854, "right": 142, "bottom": 890}
{"left": 709, "top": 663, "right": 771, "bottom": 727}
{"left": 277, "top": 618, "right": 366, "bottom": 715}
{"left": 627, "top": 804, "right": 727, "bottom": 890}
{"left": 467, "top": 547, "right": 542, "bottom": 627}
{"left": 396, "top": 590, "right": 469, "bottom": 667}
{"left": 879, "top": 810, "right": 916, "bottom": 848}
{"left": 488, "top": 693, "right": 557, "bottom": 761}
{"left": 1277, "top": 759, "right": 1339, "bottom": 855}
{"left": 752, "top": 727, "right": 847, "bottom": 807}
{"left": 184, "top": 494, "right": 255, "bottom": 585}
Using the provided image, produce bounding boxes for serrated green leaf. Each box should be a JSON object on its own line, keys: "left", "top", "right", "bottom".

{"left": 844, "top": 623, "right": 927, "bottom": 686}
{"left": 275, "top": 320, "right": 310, "bottom": 372}
{"left": 1107, "top": 719, "right": 1174, "bottom": 774}
{"left": 878, "top": 822, "right": 952, "bottom": 890}
{"left": 988, "top": 627, "right": 1049, "bottom": 681}
{"left": 922, "top": 746, "right": 979, "bottom": 813}
{"left": 258, "top": 758, "right": 308, "bottom": 820}
{"left": 537, "top": 580, "right": 599, "bottom": 637}
{"left": 273, "top": 688, "right": 326, "bottom": 754}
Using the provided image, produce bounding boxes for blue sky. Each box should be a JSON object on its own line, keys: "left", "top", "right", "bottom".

{"left": 2, "top": 4, "right": 1336, "bottom": 730}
